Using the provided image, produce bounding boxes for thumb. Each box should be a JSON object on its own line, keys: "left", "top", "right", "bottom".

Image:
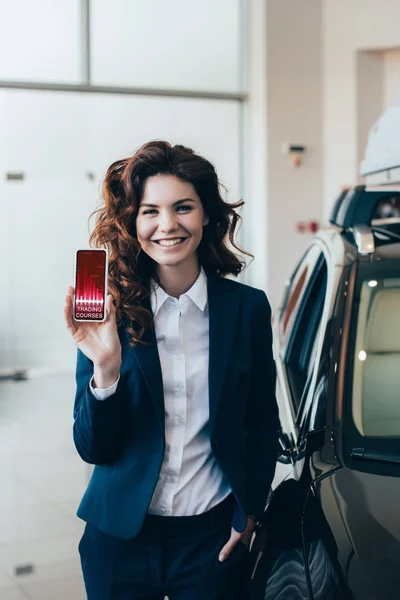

{"left": 218, "top": 537, "right": 237, "bottom": 563}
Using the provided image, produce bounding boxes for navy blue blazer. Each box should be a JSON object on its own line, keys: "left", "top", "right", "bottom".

{"left": 73, "top": 271, "right": 279, "bottom": 540}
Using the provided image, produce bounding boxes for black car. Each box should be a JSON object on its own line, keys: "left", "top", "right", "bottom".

{"left": 250, "top": 185, "right": 400, "bottom": 600}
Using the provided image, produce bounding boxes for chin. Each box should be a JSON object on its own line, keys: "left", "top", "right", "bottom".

{"left": 153, "top": 249, "right": 196, "bottom": 268}
{"left": 156, "top": 257, "right": 187, "bottom": 267}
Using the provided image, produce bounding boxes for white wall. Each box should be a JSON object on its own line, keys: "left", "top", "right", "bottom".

{"left": 383, "top": 49, "right": 400, "bottom": 108}
{"left": 323, "top": 0, "right": 400, "bottom": 215}
{"left": 356, "top": 50, "right": 384, "bottom": 173}
{"left": 242, "top": 0, "right": 269, "bottom": 291}
{"left": 265, "top": 0, "right": 323, "bottom": 310}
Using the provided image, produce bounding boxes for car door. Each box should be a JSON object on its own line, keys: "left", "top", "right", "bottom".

{"left": 250, "top": 247, "right": 330, "bottom": 599}
{"left": 273, "top": 247, "right": 346, "bottom": 599}
{"left": 288, "top": 257, "right": 353, "bottom": 600}
{"left": 328, "top": 259, "right": 400, "bottom": 599}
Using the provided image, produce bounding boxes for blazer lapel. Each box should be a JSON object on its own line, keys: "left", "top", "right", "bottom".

{"left": 207, "top": 272, "right": 240, "bottom": 429}
{"left": 122, "top": 314, "right": 165, "bottom": 433}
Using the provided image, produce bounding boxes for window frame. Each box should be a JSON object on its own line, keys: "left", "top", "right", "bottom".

{"left": 284, "top": 255, "right": 328, "bottom": 418}
{"left": 277, "top": 243, "right": 329, "bottom": 429}
{"left": 278, "top": 245, "right": 323, "bottom": 355}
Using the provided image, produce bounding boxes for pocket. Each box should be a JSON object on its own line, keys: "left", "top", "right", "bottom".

{"left": 215, "top": 536, "right": 249, "bottom": 572}
{"left": 237, "top": 538, "right": 250, "bottom": 552}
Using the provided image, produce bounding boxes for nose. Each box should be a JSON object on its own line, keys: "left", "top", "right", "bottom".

{"left": 159, "top": 209, "right": 179, "bottom": 233}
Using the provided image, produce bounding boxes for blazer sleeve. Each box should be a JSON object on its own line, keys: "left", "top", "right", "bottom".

{"left": 246, "top": 289, "right": 280, "bottom": 521}
{"left": 72, "top": 348, "right": 127, "bottom": 465}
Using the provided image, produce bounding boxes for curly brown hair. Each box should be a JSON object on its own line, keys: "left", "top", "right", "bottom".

{"left": 88, "top": 140, "right": 253, "bottom": 347}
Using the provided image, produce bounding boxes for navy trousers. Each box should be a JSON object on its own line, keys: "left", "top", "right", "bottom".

{"left": 79, "top": 494, "right": 250, "bottom": 599}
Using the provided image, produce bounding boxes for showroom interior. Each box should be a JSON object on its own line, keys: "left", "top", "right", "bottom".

{"left": 1, "top": 1, "right": 400, "bottom": 599}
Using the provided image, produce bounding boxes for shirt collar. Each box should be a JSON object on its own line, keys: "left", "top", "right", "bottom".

{"left": 150, "top": 268, "right": 208, "bottom": 316}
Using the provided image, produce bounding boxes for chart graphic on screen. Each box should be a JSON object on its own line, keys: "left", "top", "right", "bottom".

{"left": 74, "top": 250, "right": 107, "bottom": 321}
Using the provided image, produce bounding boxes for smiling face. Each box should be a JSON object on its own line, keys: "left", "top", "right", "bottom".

{"left": 135, "top": 174, "right": 208, "bottom": 275}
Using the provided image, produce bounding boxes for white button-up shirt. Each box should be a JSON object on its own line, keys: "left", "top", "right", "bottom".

{"left": 89, "top": 269, "right": 231, "bottom": 516}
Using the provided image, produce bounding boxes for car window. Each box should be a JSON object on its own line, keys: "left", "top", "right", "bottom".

{"left": 352, "top": 276, "right": 400, "bottom": 439}
{"left": 282, "top": 266, "right": 308, "bottom": 334}
{"left": 372, "top": 194, "right": 400, "bottom": 220}
{"left": 279, "top": 245, "right": 323, "bottom": 352}
{"left": 307, "top": 320, "right": 323, "bottom": 381}
{"left": 284, "top": 257, "right": 328, "bottom": 414}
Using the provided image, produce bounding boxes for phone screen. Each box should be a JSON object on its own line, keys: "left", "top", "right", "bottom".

{"left": 74, "top": 249, "right": 107, "bottom": 321}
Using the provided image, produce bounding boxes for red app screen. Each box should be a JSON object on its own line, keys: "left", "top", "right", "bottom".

{"left": 74, "top": 250, "right": 107, "bottom": 321}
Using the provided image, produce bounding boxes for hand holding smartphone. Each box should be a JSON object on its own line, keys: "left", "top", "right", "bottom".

{"left": 74, "top": 249, "right": 108, "bottom": 322}
{"left": 64, "top": 249, "right": 122, "bottom": 379}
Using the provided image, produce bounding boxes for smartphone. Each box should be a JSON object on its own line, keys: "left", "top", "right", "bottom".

{"left": 74, "top": 249, "right": 108, "bottom": 322}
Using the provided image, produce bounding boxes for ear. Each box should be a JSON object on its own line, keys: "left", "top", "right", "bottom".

{"left": 203, "top": 215, "right": 209, "bottom": 226}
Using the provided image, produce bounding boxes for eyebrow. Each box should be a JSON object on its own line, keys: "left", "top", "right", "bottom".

{"left": 140, "top": 198, "right": 195, "bottom": 208}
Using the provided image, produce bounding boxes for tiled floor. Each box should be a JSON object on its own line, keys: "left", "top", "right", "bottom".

{"left": 0, "top": 374, "right": 87, "bottom": 599}
{"left": 0, "top": 373, "right": 286, "bottom": 600}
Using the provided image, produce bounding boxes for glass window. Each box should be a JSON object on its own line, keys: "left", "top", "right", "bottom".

{"left": 372, "top": 194, "right": 400, "bottom": 220}
{"left": 90, "top": 0, "right": 243, "bottom": 93}
{"left": 279, "top": 245, "right": 323, "bottom": 350}
{"left": 282, "top": 266, "right": 308, "bottom": 334}
{"left": 284, "top": 257, "right": 328, "bottom": 412}
{"left": 0, "top": 0, "right": 81, "bottom": 83}
{"left": 352, "top": 276, "right": 400, "bottom": 438}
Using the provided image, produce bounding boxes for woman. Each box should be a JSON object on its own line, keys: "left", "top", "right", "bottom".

{"left": 64, "top": 140, "right": 279, "bottom": 600}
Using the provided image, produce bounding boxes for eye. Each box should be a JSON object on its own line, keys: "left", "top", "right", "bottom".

{"left": 142, "top": 209, "right": 157, "bottom": 215}
{"left": 176, "top": 205, "right": 192, "bottom": 212}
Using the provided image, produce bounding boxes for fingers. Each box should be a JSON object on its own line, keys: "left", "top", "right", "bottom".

{"left": 105, "top": 293, "right": 116, "bottom": 320}
{"left": 67, "top": 285, "right": 75, "bottom": 303}
{"left": 218, "top": 523, "right": 253, "bottom": 562}
{"left": 218, "top": 530, "right": 242, "bottom": 563}
{"left": 64, "top": 287, "right": 77, "bottom": 337}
